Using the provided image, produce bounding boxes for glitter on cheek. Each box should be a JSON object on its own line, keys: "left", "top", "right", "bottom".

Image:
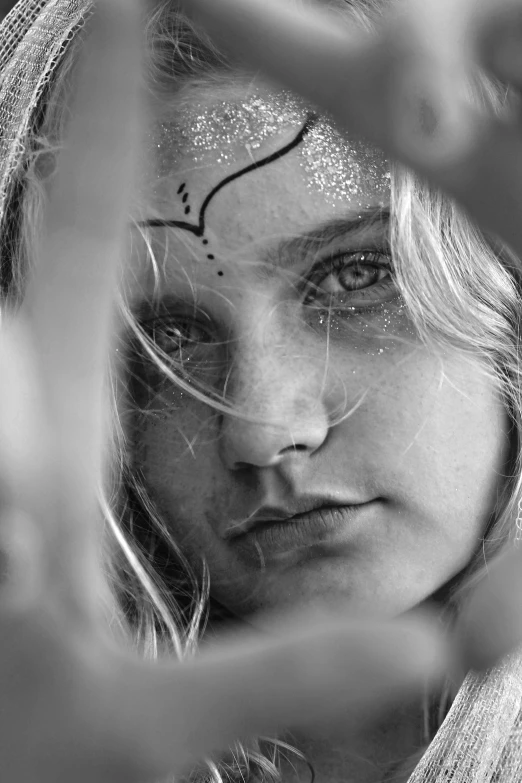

{"left": 311, "top": 302, "right": 416, "bottom": 358}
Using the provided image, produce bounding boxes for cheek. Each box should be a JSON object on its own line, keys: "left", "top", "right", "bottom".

{"left": 133, "top": 400, "right": 230, "bottom": 555}
{"left": 342, "top": 348, "right": 510, "bottom": 535}
{"left": 135, "top": 390, "right": 219, "bottom": 485}
{"left": 130, "top": 368, "right": 246, "bottom": 536}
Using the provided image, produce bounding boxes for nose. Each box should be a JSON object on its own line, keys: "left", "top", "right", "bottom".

{"left": 219, "top": 329, "right": 331, "bottom": 470}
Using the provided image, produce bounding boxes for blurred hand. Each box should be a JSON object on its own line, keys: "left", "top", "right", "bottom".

{"left": 0, "top": 1, "right": 448, "bottom": 781}
{"left": 184, "top": 0, "right": 522, "bottom": 264}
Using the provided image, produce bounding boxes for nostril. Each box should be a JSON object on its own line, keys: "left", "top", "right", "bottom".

{"left": 232, "top": 460, "right": 256, "bottom": 472}
{"left": 230, "top": 444, "right": 309, "bottom": 471}
{"left": 280, "top": 443, "right": 308, "bottom": 454}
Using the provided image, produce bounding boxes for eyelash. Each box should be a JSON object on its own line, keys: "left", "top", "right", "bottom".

{"left": 141, "top": 250, "right": 395, "bottom": 358}
{"left": 303, "top": 250, "right": 395, "bottom": 309}
{"left": 140, "top": 310, "right": 214, "bottom": 362}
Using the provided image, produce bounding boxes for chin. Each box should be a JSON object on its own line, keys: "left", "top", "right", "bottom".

{"left": 210, "top": 551, "right": 443, "bottom": 620}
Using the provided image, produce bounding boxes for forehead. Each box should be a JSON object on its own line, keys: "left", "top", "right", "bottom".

{"left": 140, "top": 88, "right": 390, "bottom": 257}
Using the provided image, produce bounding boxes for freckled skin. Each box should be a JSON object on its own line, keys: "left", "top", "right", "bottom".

{"left": 132, "top": 97, "right": 510, "bottom": 621}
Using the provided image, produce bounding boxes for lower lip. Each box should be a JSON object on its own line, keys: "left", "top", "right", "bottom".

{"left": 232, "top": 504, "right": 374, "bottom": 558}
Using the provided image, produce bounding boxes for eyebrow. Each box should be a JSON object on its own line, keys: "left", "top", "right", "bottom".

{"left": 260, "top": 206, "right": 390, "bottom": 274}
{"left": 131, "top": 205, "right": 390, "bottom": 318}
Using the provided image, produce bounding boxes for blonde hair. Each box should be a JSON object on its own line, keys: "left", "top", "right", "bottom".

{"left": 4, "top": 0, "right": 522, "bottom": 781}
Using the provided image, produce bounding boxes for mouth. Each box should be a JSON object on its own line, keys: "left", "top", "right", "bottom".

{"left": 225, "top": 500, "right": 378, "bottom": 557}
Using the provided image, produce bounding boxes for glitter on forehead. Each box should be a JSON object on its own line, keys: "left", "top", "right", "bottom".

{"left": 160, "top": 92, "right": 305, "bottom": 166}
{"left": 302, "top": 121, "right": 390, "bottom": 206}
{"left": 156, "top": 92, "right": 390, "bottom": 207}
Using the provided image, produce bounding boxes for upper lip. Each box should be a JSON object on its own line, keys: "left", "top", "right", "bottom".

{"left": 224, "top": 496, "right": 373, "bottom": 539}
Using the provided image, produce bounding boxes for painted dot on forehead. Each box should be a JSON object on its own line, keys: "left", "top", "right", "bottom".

{"left": 154, "top": 91, "right": 390, "bottom": 208}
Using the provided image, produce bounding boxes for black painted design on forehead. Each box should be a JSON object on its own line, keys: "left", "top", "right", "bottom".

{"left": 140, "top": 114, "right": 318, "bottom": 237}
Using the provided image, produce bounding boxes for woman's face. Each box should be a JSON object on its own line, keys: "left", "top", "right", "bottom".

{"left": 131, "top": 88, "right": 510, "bottom": 620}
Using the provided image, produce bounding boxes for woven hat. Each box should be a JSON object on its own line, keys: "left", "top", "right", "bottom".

{"left": 0, "top": 0, "right": 92, "bottom": 251}
{"left": 1, "top": 3, "right": 522, "bottom": 781}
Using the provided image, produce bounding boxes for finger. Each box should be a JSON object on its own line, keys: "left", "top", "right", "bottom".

{"left": 0, "top": 611, "right": 446, "bottom": 783}
{"left": 184, "top": 0, "right": 522, "bottom": 260}
{"left": 180, "top": 0, "right": 477, "bottom": 206}
{"left": 184, "top": 0, "right": 477, "bottom": 159}
{"left": 15, "top": 0, "right": 143, "bottom": 619}
{"left": 185, "top": 0, "right": 376, "bottom": 138}
{"left": 402, "top": 0, "right": 522, "bottom": 261}
{"left": 113, "top": 613, "right": 448, "bottom": 779}
{"left": 24, "top": 0, "right": 143, "bottom": 489}
{"left": 456, "top": 548, "right": 522, "bottom": 671}
{"left": 0, "top": 323, "right": 50, "bottom": 606}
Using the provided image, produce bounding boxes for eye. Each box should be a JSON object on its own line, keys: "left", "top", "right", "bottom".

{"left": 304, "top": 250, "right": 395, "bottom": 309}
{"left": 145, "top": 317, "right": 213, "bottom": 360}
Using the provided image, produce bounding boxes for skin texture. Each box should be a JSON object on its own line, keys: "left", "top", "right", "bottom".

{"left": 131, "top": 88, "right": 510, "bottom": 624}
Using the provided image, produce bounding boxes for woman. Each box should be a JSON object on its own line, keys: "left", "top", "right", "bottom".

{"left": 1, "top": 0, "right": 522, "bottom": 781}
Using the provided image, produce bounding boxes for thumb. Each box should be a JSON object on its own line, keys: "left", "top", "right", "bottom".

{"left": 116, "top": 612, "right": 448, "bottom": 780}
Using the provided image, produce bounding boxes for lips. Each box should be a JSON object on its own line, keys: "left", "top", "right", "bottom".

{"left": 224, "top": 498, "right": 377, "bottom": 556}
{"left": 225, "top": 496, "right": 371, "bottom": 538}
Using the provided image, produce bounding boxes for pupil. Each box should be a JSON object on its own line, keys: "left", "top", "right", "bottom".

{"left": 155, "top": 323, "right": 187, "bottom": 353}
{"left": 341, "top": 263, "right": 376, "bottom": 290}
